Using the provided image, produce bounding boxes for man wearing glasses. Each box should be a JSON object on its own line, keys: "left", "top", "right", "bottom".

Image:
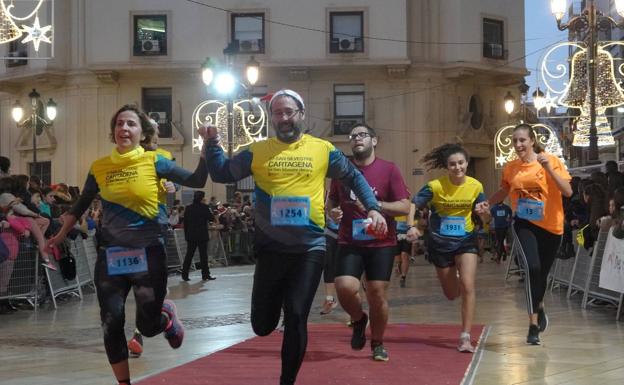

{"left": 328, "top": 124, "right": 411, "bottom": 362}
{"left": 200, "top": 89, "right": 387, "bottom": 385}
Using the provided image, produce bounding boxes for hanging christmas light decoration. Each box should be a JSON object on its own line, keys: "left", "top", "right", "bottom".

{"left": 0, "top": 0, "right": 53, "bottom": 53}
{"left": 494, "top": 123, "right": 566, "bottom": 169}
{"left": 191, "top": 98, "right": 267, "bottom": 154}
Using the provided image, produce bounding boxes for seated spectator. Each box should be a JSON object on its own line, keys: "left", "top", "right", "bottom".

{"left": 0, "top": 177, "right": 54, "bottom": 270}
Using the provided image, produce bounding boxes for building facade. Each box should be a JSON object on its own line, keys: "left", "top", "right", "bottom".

{"left": 0, "top": 0, "right": 526, "bottom": 199}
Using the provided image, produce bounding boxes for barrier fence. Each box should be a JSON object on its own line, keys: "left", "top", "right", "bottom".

{"left": 509, "top": 224, "right": 624, "bottom": 321}
{"left": 0, "top": 225, "right": 254, "bottom": 312}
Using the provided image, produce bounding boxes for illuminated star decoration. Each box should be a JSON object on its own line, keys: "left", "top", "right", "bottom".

{"left": 543, "top": 90, "right": 558, "bottom": 114}
{"left": 21, "top": 16, "right": 51, "bottom": 51}
{"left": 496, "top": 155, "right": 507, "bottom": 167}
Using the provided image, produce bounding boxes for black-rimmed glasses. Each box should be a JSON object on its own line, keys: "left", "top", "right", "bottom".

{"left": 348, "top": 132, "right": 371, "bottom": 141}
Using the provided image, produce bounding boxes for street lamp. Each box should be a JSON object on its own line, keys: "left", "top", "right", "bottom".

{"left": 551, "top": 0, "right": 624, "bottom": 163}
{"left": 503, "top": 80, "right": 531, "bottom": 121}
{"left": 201, "top": 48, "right": 261, "bottom": 201}
{"left": 11, "top": 88, "right": 57, "bottom": 178}
{"left": 504, "top": 91, "right": 516, "bottom": 116}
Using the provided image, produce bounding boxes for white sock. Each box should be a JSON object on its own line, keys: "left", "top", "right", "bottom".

{"left": 325, "top": 295, "right": 335, "bottom": 302}
{"left": 460, "top": 331, "right": 470, "bottom": 340}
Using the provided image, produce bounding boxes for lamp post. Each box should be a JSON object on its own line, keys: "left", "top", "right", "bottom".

{"left": 503, "top": 80, "right": 531, "bottom": 122}
{"left": 551, "top": 0, "right": 624, "bottom": 163}
{"left": 11, "top": 88, "right": 57, "bottom": 178}
{"left": 202, "top": 45, "right": 260, "bottom": 200}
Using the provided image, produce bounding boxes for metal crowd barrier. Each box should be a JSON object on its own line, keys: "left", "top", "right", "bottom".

{"left": 505, "top": 226, "right": 524, "bottom": 280}
{"left": 580, "top": 229, "right": 623, "bottom": 311}
{"left": 44, "top": 240, "right": 83, "bottom": 309}
{"left": 173, "top": 228, "right": 229, "bottom": 270}
{"left": 164, "top": 229, "right": 182, "bottom": 271}
{"left": 567, "top": 229, "right": 608, "bottom": 301}
{"left": 0, "top": 228, "right": 40, "bottom": 309}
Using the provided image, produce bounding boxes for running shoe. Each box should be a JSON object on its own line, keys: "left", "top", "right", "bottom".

{"left": 400, "top": 276, "right": 406, "bottom": 288}
{"left": 162, "top": 300, "right": 184, "bottom": 349}
{"left": 128, "top": 330, "right": 143, "bottom": 357}
{"left": 457, "top": 336, "right": 475, "bottom": 353}
{"left": 41, "top": 259, "right": 57, "bottom": 271}
{"left": 351, "top": 312, "right": 368, "bottom": 350}
{"left": 526, "top": 324, "right": 540, "bottom": 345}
{"left": 537, "top": 307, "right": 549, "bottom": 332}
{"left": 372, "top": 344, "right": 389, "bottom": 361}
{"left": 320, "top": 299, "right": 337, "bottom": 315}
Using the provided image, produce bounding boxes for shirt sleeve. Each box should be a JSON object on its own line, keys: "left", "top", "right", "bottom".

{"left": 69, "top": 173, "right": 99, "bottom": 219}
{"left": 388, "top": 163, "right": 411, "bottom": 201}
{"left": 155, "top": 154, "right": 208, "bottom": 188}
{"left": 328, "top": 178, "right": 341, "bottom": 205}
{"left": 204, "top": 143, "right": 253, "bottom": 183}
{"left": 550, "top": 154, "right": 571, "bottom": 181}
{"left": 412, "top": 184, "right": 433, "bottom": 208}
{"left": 326, "top": 149, "right": 379, "bottom": 211}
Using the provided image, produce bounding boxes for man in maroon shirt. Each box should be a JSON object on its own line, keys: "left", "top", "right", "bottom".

{"left": 328, "top": 124, "right": 410, "bottom": 362}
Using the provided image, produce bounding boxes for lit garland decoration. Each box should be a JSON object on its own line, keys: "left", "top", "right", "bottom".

{"left": 192, "top": 98, "right": 267, "bottom": 154}
{"left": 0, "top": 0, "right": 52, "bottom": 52}
{"left": 538, "top": 41, "right": 624, "bottom": 147}
{"left": 494, "top": 123, "right": 566, "bottom": 169}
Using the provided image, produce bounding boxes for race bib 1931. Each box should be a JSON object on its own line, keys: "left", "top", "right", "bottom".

{"left": 106, "top": 247, "right": 148, "bottom": 276}
{"left": 440, "top": 216, "right": 465, "bottom": 236}
{"left": 270, "top": 196, "right": 310, "bottom": 226}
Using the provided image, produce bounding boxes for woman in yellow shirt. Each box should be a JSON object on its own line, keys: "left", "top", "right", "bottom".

{"left": 488, "top": 124, "right": 572, "bottom": 345}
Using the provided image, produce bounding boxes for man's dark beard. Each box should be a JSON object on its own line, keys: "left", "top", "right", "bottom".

{"left": 352, "top": 145, "right": 373, "bottom": 161}
{"left": 274, "top": 121, "right": 302, "bottom": 143}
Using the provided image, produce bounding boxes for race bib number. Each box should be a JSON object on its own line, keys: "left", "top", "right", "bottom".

{"left": 517, "top": 198, "right": 544, "bottom": 221}
{"left": 271, "top": 196, "right": 310, "bottom": 226}
{"left": 440, "top": 216, "right": 465, "bottom": 236}
{"left": 352, "top": 218, "right": 376, "bottom": 241}
{"left": 496, "top": 210, "right": 506, "bottom": 217}
{"left": 106, "top": 247, "right": 148, "bottom": 276}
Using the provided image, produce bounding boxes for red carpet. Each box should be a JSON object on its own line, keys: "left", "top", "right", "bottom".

{"left": 138, "top": 323, "right": 485, "bottom": 385}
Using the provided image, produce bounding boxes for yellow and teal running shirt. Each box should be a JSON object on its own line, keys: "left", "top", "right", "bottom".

{"left": 69, "top": 146, "right": 207, "bottom": 248}
{"left": 412, "top": 175, "right": 486, "bottom": 237}
{"left": 205, "top": 134, "right": 379, "bottom": 253}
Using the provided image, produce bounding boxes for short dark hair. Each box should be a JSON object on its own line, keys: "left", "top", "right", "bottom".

{"left": 350, "top": 123, "right": 377, "bottom": 138}
{"left": 193, "top": 190, "right": 206, "bottom": 203}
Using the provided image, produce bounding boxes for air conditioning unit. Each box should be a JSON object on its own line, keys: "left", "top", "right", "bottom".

{"left": 238, "top": 39, "right": 261, "bottom": 53}
{"left": 488, "top": 43, "right": 503, "bottom": 58}
{"left": 338, "top": 38, "right": 356, "bottom": 52}
{"left": 141, "top": 39, "right": 160, "bottom": 53}
{"left": 333, "top": 119, "right": 359, "bottom": 135}
{"left": 148, "top": 111, "right": 167, "bottom": 124}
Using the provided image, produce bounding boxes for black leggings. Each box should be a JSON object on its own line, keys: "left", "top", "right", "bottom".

{"left": 95, "top": 244, "right": 169, "bottom": 364}
{"left": 513, "top": 219, "right": 561, "bottom": 314}
{"left": 251, "top": 249, "right": 324, "bottom": 385}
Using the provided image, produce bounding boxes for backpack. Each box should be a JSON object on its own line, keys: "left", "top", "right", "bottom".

{"left": 58, "top": 240, "right": 76, "bottom": 281}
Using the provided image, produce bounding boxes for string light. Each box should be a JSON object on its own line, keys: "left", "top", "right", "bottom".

{"left": 0, "top": 0, "right": 52, "bottom": 52}
{"left": 192, "top": 99, "right": 267, "bottom": 154}
{"left": 494, "top": 123, "right": 566, "bottom": 168}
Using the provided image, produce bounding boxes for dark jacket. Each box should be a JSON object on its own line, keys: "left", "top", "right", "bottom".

{"left": 183, "top": 201, "right": 215, "bottom": 241}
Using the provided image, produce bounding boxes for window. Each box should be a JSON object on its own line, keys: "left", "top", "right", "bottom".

{"left": 142, "top": 88, "right": 172, "bottom": 138}
{"left": 6, "top": 40, "right": 27, "bottom": 67}
{"left": 231, "top": 13, "right": 264, "bottom": 54}
{"left": 29, "top": 161, "right": 51, "bottom": 186}
{"left": 333, "top": 84, "right": 365, "bottom": 135}
{"left": 330, "top": 11, "right": 364, "bottom": 53}
{"left": 483, "top": 18, "right": 504, "bottom": 60}
{"left": 133, "top": 15, "right": 167, "bottom": 56}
